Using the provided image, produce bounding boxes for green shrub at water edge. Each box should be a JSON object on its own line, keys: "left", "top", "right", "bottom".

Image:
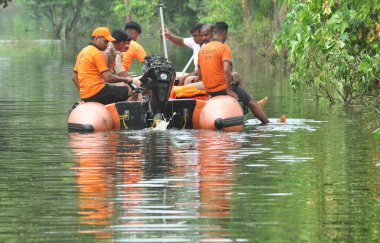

{"left": 274, "top": 1, "right": 380, "bottom": 105}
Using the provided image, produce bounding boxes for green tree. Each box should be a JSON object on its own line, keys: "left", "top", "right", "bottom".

{"left": 18, "top": 0, "right": 123, "bottom": 39}
{"left": 113, "top": 0, "right": 200, "bottom": 35}
{"left": 18, "top": 0, "right": 85, "bottom": 39}
{"left": 274, "top": 0, "right": 380, "bottom": 105}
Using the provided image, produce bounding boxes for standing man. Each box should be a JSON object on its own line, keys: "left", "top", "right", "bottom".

{"left": 198, "top": 22, "right": 269, "bottom": 124}
{"left": 71, "top": 27, "right": 137, "bottom": 105}
{"left": 164, "top": 23, "right": 203, "bottom": 85}
{"left": 122, "top": 21, "right": 147, "bottom": 73}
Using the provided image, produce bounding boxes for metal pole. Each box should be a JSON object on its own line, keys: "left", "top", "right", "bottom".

{"left": 159, "top": 4, "right": 168, "bottom": 59}
{"left": 179, "top": 55, "right": 194, "bottom": 78}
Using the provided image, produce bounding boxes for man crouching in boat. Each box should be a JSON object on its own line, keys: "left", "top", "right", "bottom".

{"left": 71, "top": 27, "right": 139, "bottom": 105}
{"left": 198, "top": 22, "right": 269, "bottom": 125}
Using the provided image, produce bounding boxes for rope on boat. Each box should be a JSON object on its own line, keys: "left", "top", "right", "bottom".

{"left": 118, "top": 113, "right": 129, "bottom": 128}
{"left": 181, "top": 113, "right": 188, "bottom": 129}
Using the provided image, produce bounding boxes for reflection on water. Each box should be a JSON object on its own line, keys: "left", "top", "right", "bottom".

{"left": 69, "top": 130, "right": 245, "bottom": 242}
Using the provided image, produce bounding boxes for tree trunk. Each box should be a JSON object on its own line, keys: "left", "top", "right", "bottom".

{"left": 272, "top": 0, "right": 288, "bottom": 32}
{"left": 279, "top": 0, "right": 288, "bottom": 26}
{"left": 269, "top": 0, "right": 289, "bottom": 57}
{"left": 124, "top": 0, "right": 132, "bottom": 22}
{"left": 241, "top": 0, "right": 251, "bottom": 20}
{"left": 65, "top": 0, "right": 85, "bottom": 39}
{"left": 272, "top": 0, "right": 280, "bottom": 32}
{"left": 126, "top": 13, "right": 132, "bottom": 22}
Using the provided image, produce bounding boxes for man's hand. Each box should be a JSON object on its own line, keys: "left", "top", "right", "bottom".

{"left": 124, "top": 76, "right": 134, "bottom": 84}
{"left": 161, "top": 25, "right": 172, "bottom": 39}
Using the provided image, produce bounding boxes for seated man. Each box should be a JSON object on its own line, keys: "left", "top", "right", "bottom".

{"left": 189, "top": 23, "right": 268, "bottom": 108}
{"left": 163, "top": 23, "right": 203, "bottom": 85}
{"left": 122, "top": 21, "right": 147, "bottom": 73}
{"left": 71, "top": 27, "right": 138, "bottom": 105}
{"left": 104, "top": 29, "right": 132, "bottom": 77}
{"left": 104, "top": 29, "right": 142, "bottom": 101}
{"left": 198, "top": 22, "right": 269, "bottom": 124}
{"left": 183, "top": 23, "right": 212, "bottom": 89}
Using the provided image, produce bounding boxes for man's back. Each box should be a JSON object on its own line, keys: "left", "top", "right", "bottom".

{"left": 198, "top": 40, "right": 232, "bottom": 92}
{"left": 74, "top": 45, "right": 108, "bottom": 99}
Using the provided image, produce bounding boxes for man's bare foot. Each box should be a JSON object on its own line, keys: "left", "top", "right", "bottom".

{"left": 277, "top": 114, "right": 286, "bottom": 123}
{"left": 258, "top": 96, "right": 268, "bottom": 109}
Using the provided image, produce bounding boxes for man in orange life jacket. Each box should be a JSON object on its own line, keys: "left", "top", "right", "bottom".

{"left": 71, "top": 27, "right": 138, "bottom": 105}
{"left": 198, "top": 22, "right": 269, "bottom": 124}
{"left": 122, "top": 21, "right": 147, "bottom": 73}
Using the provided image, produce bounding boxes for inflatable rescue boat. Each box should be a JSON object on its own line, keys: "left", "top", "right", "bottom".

{"left": 68, "top": 55, "right": 246, "bottom": 133}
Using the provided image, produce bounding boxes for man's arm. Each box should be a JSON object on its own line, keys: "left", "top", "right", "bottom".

{"left": 71, "top": 71, "right": 80, "bottom": 90}
{"left": 164, "top": 26, "right": 185, "bottom": 46}
{"left": 101, "top": 70, "right": 133, "bottom": 84}
{"left": 197, "top": 65, "right": 202, "bottom": 81}
{"left": 114, "top": 52, "right": 128, "bottom": 77}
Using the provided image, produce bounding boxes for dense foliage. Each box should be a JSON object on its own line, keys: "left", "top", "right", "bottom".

{"left": 274, "top": 1, "right": 380, "bottom": 106}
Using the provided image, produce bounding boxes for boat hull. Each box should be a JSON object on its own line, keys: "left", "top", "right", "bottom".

{"left": 68, "top": 95, "right": 245, "bottom": 133}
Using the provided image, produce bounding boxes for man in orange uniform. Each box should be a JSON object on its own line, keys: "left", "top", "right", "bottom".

{"left": 122, "top": 21, "right": 147, "bottom": 72}
{"left": 71, "top": 27, "right": 137, "bottom": 105}
{"left": 198, "top": 22, "right": 269, "bottom": 124}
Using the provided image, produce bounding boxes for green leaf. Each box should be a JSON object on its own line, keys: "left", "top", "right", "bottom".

{"left": 374, "top": 127, "right": 380, "bottom": 139}
{"left": 340, "top": 33, "right": 349, "bottom": 42}
{"left": 358, "top": 62, "right": 369, "bottom": 72}
{"left": 325, "top": 40, "right": 334, "bottom": 49}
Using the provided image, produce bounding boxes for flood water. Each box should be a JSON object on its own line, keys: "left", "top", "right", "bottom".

{"left": 0, "top": 38, "right": 379, "bottom": 243}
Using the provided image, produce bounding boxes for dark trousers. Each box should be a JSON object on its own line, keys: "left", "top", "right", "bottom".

{"left": 82, "top": 84, "right": 131, "bottom": 105}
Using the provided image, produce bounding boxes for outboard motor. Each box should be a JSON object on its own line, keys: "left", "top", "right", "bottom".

{"left": 139, "top": 55, "right": 176, "bottom": 121}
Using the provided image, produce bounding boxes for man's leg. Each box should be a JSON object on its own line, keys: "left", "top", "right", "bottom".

{"left": 186, "top": 81, "right": 205, "bottom": 90}
{"left": 183, "top": 75, "right": 200, "bottom": 85}
{"left": 232, "top": 71, "right": 268, "bottom": 108}
{"left": 177, "top": 72, "right": 189, "bottom": 85}
{"left": 231, "top": 84, "right": 269, "bottom": 124}
{"left": 247, "top": 97, "right": 269, "bottom": 124}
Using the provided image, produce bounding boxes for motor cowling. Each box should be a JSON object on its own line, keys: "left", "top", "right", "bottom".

{"left": 139, "top": 55, "right": 176, "bottom": 116}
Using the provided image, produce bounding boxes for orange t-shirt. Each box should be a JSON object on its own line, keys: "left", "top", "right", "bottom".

{"left": 74, "top": 44, "right": 108, "bottom": 99}
{"left": 198, "top": 40, "right": 232, "bottom": 93}
{"left": 122, "top": 40, "right": 147, "bottom": 72}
